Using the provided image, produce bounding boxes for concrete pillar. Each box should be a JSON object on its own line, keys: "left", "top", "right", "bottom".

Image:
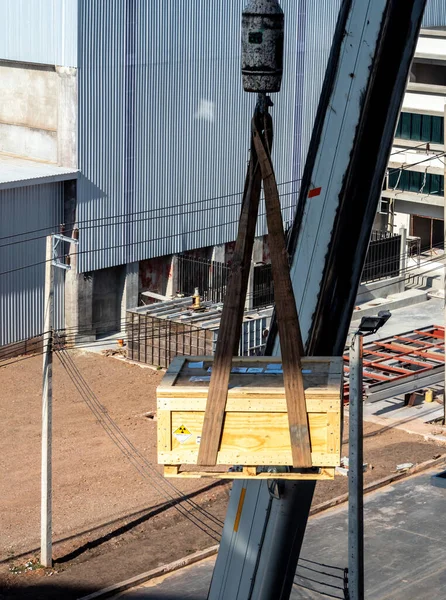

{"left": 211, "top": 244, "right": 225, "bottom": 263}
{"left": 63, "top": 180, "right": 95, "bottom": 344}
{"left": 246, "top": 237, "right": 264, "bottom": 310}
{"left": 165, "top": 255, "right": 179, "bottom": 298}
{"left": 56, "top": 66, "right": 77, "bottom": 168}
{"left": 65, "top": 267, "right": 94, "bottom": 344}
{"left": 121, "top": 262, "right": 139, "bottom": 325}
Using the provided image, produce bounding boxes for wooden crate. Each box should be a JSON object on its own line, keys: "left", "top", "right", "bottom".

{"left": 157, "top": 356, "right": 342, "bottom": 480}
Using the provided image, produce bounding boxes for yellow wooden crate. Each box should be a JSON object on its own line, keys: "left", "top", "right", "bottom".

{"left": 157, "top": 356, "right": 343, "bottom": 480}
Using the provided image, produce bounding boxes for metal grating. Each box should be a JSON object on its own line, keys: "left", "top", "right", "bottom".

{"left": 126, "top": 297, "right": 272, "bottom": 368}
{"left": 344, "top": 325, "right": 445, "bottom": 403}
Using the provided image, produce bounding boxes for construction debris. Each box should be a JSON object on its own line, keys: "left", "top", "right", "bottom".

{"left": 396, "top": 462, "right": 414, "bottom": 472}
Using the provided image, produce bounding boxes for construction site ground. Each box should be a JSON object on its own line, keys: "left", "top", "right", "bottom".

{"left": 1, "top": 347, "right": 446, "bottom": 599}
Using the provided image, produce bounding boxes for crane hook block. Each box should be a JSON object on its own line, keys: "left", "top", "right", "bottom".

{"left": 241, "top": 0, "right": 284, "bottom": 93}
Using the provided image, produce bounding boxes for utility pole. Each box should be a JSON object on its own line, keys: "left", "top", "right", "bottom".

{"left": 348, "top": 332, "right": 364, "bottom": 600}
{"left": 41, "top": 235, "right": 54, "bottom": 568}
{"left": 40, "top": 231, "right": 78, "bottom": 567}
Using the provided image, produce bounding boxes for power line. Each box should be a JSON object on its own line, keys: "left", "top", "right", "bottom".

{"left": 0, "top": 189, "right": 298, "bottom": 250}
{"left": 0, "top": 200, "right": 297, "bottom": 276}
{"left": 389, "top": 142, "right": 442, "bottom": 157}
{"left": 387, "top": 151, "right": 446, "bottom": 175}
{"left": 56, "top": 347, "right": 224, "bottom": 538}
{"left": 0, "top": 178, "right": 301, "bottom": 245}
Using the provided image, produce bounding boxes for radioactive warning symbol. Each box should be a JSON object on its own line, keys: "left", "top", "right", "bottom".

{"left": 173, "top": 425, "right": 192, "bottom": 444}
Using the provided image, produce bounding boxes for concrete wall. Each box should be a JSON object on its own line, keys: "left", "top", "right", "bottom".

{"left": 92, "top": 266, "right": 124, "bottom": 334}
{"left": 0, "top": 60, "right": 77, "bottom": 166}
{"left": 357, "top": 276, "right": 405, "bottom": 304}
{"left": 393, "top": 211, "right": 411, "bottom": 232}
{"left": 395, "top": 199, "right": 443, "bottom": 221}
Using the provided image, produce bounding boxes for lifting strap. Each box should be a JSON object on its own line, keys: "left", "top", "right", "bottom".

{"left": 197, "top": 106, "right": 312, "bottom": 468}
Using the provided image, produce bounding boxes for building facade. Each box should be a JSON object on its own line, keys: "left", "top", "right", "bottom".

{"left": 1, "top": 1, "right": 445, "bottom": 346}
{"left": 382, "top": 27, "right": 446, "bottom": 251}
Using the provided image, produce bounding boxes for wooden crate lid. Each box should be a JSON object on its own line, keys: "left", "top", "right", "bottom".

{"left": 157, "top": 356, "right": 342, "bottom": 401}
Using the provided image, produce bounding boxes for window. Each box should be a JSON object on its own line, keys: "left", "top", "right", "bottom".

{"left": 388, "top": 169, "right": 444, "bottom": 195}
{"left": 410, "top": 61, "right": 446, "bottom": 86}
{"left": 395, "top": 112, "right": 444, "bottom": 144}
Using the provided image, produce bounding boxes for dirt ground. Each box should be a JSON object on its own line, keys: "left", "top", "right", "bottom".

{"left": 1, "top": 349, "right": 445, "bottom": 599}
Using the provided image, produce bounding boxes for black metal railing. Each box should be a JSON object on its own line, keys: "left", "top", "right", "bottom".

{"left": 253, "top": 264, "right": 274, "bottom": 308}
{"left": 361, "top": 230, "right": 401, "bottom": 284}
{"left": 177, "top": 254, "right": 275, "bottom": 309}
{"left": 177, "top": 254, "right": 229, "bottom": 303}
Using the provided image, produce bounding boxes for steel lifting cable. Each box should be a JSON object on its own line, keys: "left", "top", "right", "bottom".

{"left": 55, "top": 344, "right": 223, "bottom": 532}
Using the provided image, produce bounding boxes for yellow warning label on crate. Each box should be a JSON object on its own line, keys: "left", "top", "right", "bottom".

{"left": 173, "top": 425, "right": 192, "bottom": 444}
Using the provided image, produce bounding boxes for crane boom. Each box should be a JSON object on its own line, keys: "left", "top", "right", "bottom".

{"left": 208, "top": 1, "right": 427, "bottom": 598}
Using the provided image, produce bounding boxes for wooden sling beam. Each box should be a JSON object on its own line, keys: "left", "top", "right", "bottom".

{"left": 197, "top": 134, "right": 262, "bottom": 466}
{"left": 252, "top": 113, "right": 312, "bottom": 468}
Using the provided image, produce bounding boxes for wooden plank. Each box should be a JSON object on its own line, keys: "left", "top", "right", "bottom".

{"left": 157, "top": 410, "right": 172, "bottom": 453}
{"left": 159, "top": 411, "right": 333, "bottom": 466}
{"left": 162, "top": 357, "right": 186, "bottom": 388}
{"left": 163, "top": 468, "right": 335, "bottom": 480}
{"left": 159, "top": 451, "right": 340, "bottom": 467}
{"left": 197, "top": 139, "right": 263, "bottom": 466}
{"left": 243, "top": 466, "right": 257, "bottom": 477}
{"left": 171, "top": 411, "right": 327, "bottom": 454}
{"left": 252, "top": 115, "right": 311, "bottom": 468}
{"left": 326, "top": 412, "right": 340, "bottom": 455}
{"left": 158, "top": 385, "right": 341, "bottom": 398}
{"left": 157, "top": 396, "right": 338, "bottom": 413}
{"left": 164, "top": 465, "right": 180, "bottom": 476}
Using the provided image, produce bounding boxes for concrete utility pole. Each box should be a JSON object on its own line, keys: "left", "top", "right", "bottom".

{"left": 41, "top": 235, "right": 54, "bottom": 567}
{"left": 348, "top": 332, "right": 364, "bottom": 600}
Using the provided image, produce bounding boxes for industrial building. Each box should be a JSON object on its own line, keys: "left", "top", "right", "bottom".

{"left": 1, "top": 0, "right": 445, "bottom": 348}
{"left": 383, "top": 26, "right": 446, "bottom": 250}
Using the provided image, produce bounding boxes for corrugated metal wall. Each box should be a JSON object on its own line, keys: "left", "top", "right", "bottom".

{"left": 0, "top": 0, "right": 77, "bottom": 67}
{"left": 423, "top": 0, "right": 446, "bottom": 26}
{"left": 0, "top": 183, "right": 65, "bottom": 346}
{"left": 292, "top": 0, "right": 342, "bottom": 183}
{"left": 77, "top": 0, "right": 305, "bottom": 273}
{"left": 75, "top": 0, "right": 446, "bottom": 275}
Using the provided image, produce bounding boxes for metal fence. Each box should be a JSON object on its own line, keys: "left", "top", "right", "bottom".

{"left": 253, "top": 264, "right": 274, "bottom": 308}
{"left": 177, "top": 254, "right": 229, "bottom": 303}
{"left": 178, "top": 254, "right": 275, "bottom": 309}
{"left": 126, "top": 300, "right": 272, "bottom": 368}
{"left": 361, "top": 230, "right": 401, "bottom": 284}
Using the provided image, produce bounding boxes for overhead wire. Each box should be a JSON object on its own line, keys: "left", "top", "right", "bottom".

{"left": 55, "top": 346, "right": 224, "bottom": 538}
{"left": 0, "top": 178, "right": 302, "bottom": 245}
{"left": 56, "top": 344, "right": 224, "bottom": 521}
{"left": 389, "top": 141, "right": 437, "bottom": 156}
{"left": 387, "top": 151, "right": 446, "bottom": 175}
{"left": 0, "top": 200, "right": 298, "bottom": 276}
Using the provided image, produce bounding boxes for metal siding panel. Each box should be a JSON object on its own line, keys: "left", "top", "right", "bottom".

{"left": 0, "top": 183, "right": 65, "bottom": 345}
{"left": 77, "top": 0, "right": 303, "bottom": 273}
{"left": 296, "top": 0, "right": 341, "bottom": 181}
{"left": 423, "top": 0, "right": 446, "bottom": 26}
{"left": 0, "top": 0, "right": 77, "bottom": 67}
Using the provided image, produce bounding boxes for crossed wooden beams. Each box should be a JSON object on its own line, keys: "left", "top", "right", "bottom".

{"left": 197, "top": 103, "right": 312, "bottom": 469}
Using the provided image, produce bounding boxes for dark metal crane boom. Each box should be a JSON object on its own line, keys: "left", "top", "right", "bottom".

{"left": 208, "top": 1, "right": 427, "bottom": 598}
